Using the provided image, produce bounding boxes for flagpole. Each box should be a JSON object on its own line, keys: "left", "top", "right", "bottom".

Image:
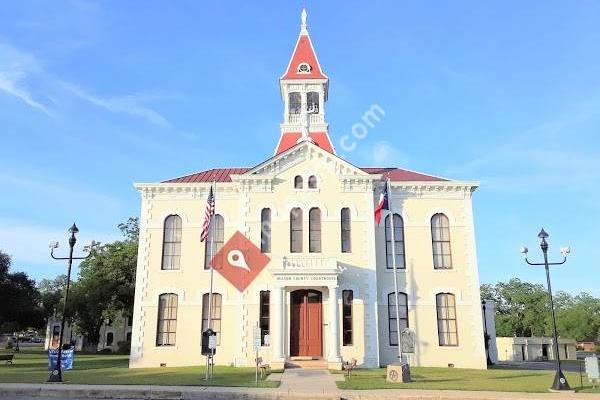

{"left": 387, "top": 178, "right": 404, "bottom": 363}
{"left": 206, "top": 181, "right": 216, "bottom": 380}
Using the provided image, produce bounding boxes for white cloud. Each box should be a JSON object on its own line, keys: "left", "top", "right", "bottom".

{"left": 444, "top": 104, "right": 600, "bottom": 193}
{"left": 0, "top": 43, "right": 52, "bottom": 116}
{"left": 61, "top": 82, "right": 170, "bottom": 127}
{"left": 371, "top": 140, "right": 409, "bottom": 165}
{"left": 0, "top": 41, "right": 169, "bottom": 126}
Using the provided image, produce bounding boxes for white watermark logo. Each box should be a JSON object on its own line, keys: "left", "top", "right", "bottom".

{"left": 339, "top": 104, "right": 386, "bottom": 156}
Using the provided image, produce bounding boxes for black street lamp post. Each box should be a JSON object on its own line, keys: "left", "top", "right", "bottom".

{"left": 481, "top": 300, "right": 493, "bottom": 366}
{"left": 47, "top": 223, "right": 97, "bottom": 383}
{"left": 520, "top": 228, "right": 571, "bottom": 391}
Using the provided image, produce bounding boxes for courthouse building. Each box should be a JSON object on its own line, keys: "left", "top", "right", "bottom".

{"left": 129, "top": 11, "right": 487, "bottom": 370}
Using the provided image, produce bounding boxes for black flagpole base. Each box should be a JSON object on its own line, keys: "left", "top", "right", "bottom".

{"left": 47, "top": 368, "right": 63, "bottom": 383}
{"left": 549, "top": 368, "right": 571, "bottom": 391}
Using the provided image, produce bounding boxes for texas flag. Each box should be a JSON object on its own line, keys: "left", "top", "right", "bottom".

{"left": 374, "top": 179, "right": 390, "bottom": 225}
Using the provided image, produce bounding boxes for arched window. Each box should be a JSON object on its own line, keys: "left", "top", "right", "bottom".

{"left": 204, "top": 214, "right": 224, "bottom": 270}
{"left": 341, "top": 208, "right": 351, "bottom": 253}
{"left": 436, "top": 293, "right": 458, "bottom": 346}
{"left": 309, "top": 207, "right": 321, "bottom": 253}
{"left": 290, "top": 208, "right": 303, "bottom": 253}
{"left": 385, "top": 214, "right": 405, "bottom": 269}
{"left": 156, "top": 293, "right": 177, "bottom": 346}
{"left": 388, "top": 292, "right": 408, "bottom": 346}
{"left": 261, "top": 208, "right": 271, "bottom": 253}
{"left": 307, "top": 91, "right": 319, "bottom": 113}
{"left": 294, "top": 175, "right": 303, "bottom": 189}
{"left": 106, "top": 332, "right": 114, "bottom": 346}
{"left": 431, "top": 213, "right": 452, "bottom": 269}
{"left": 308, "top": 175, "right": 317, "bottom": 189}
{"left": 289, "top": 92, "right": 301, "bottom": 114}
{"left": 162, "top": 215, "right": 182, "bottom": 270}
{"left": 202, "top": 293, "right": 222, "bottom": 345}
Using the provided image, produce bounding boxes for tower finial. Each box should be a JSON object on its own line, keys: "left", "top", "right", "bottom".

{"left": 300, "top": 8, "right": 308, "bottom": 33}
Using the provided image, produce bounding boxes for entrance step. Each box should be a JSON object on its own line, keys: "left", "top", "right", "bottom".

{"left": 285, "top": 358, "right": 328, "bottom": 369}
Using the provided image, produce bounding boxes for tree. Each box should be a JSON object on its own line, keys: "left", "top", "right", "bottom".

{"left": 481, "top": 278, "right": 551, "bottom": 337}
{"left": 554, "top": 292, "right": 600, "bottom": 342}
{"left": 38, "top": 275, "right": 67, "bottom": 320}
{"left": 0, "top": 250, "right": 44, "bottom": 331}
{"left": 482, "top": 279, "right": 600, "bottom": 342}
{"left": 68, "top": 218, "right": 138, "bottom": 348}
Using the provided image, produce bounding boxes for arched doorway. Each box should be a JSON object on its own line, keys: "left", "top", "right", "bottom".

{"left": 290, "top": 289, "right": 322, "bottom": 357}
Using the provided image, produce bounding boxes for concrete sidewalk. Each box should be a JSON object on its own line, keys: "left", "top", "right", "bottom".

{"left": 278, "top": 368, "right": 342, "bottom": 395}
{"left": 1, "top": 382, "right": 599, "bottom": 400}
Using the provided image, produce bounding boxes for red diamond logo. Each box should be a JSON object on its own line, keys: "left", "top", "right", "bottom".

{"left": 210, "top": 231, "right": 270, "bottom": 292}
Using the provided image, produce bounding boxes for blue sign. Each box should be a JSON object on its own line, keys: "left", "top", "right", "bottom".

{"left": 48, "top": 349, "right": 74, "bottom": 370}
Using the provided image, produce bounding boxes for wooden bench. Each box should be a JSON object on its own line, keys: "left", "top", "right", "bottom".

{"left": 255, "top": 357, "right": 270, "bottom": 378}
{"left": 0, "top": 354, "right": 14, "bottom": 365}
{"left": 343, "top": 358, "right": 357, "bottom": 378}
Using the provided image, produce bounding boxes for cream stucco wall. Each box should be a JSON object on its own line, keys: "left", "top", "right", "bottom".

{"left": 129, "top": 142, "right": 486, "bottom": 370}
{"left": 496, "top": 337, "right": 577, "bottom": 362}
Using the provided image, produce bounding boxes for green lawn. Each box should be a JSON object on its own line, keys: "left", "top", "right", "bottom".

{"left": 336, "top": 366, "right": 600, "bottom": 393}
{"left": 0, "top": 349, "right": 278, "bottom": 387}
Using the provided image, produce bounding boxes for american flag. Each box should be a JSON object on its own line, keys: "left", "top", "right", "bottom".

{"left": 200, "top": 186, "right": 215, "bottom": 242}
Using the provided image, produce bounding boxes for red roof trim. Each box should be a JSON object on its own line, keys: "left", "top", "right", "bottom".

{"left": 281, "top": 32, "right": 327, "bottom": 80}
{"left": 275, "top": 132, "right": 334, "bottom": 155}
{"left": 162, "top": 167, "right": 447, "bottom": 183}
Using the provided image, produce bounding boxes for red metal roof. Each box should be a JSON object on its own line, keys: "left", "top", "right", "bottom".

{"left": 275, "top": 132, "right": 334, "bottom": 155}
{"left": 282, "top": 33, "right": 326, "bottom": 80}
{"left": 163, "top": 168, "right": 250, "bottom": 183}
{"left": 361, "top": 167, "right": 447, "bottom": 182}
{"left": 163, "top": 167, "right": 446, "bottom": 183}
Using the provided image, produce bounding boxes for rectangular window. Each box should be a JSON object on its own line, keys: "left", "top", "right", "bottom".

{"left": 436, "top": 293, "right": 458, "bottom": 346}
{"left": 431, "top": 214, "right": 452, "bottom": 269}
{"left": 290, "top": 208, "right": 303, "bottom": 253}
{"left": 388, "top": 292, "right": 408, "bottom": 346}
{"left": 204, "top": 215, "right": 224, "bottom": 270}
{"left": 260, "top": 291, "right": 270, "bottom": 346}
{"left": 162, "top": 215, "right": 182, "bottom": 270}
{"left": 307, "top": 91, "right": 319, "bottom": 113}
{"left": 309, "top": 208, "right": 321, "bottom": 253}
{"left": 289, "top": 92, "right": 301, "bottom": 114}
{"left": 261, "top": 209, "right": 271, "bottom": 253}
{"left": 202, "top": 293, "right": 222, "bottom": 345}
{"left": 342, "top": 290, "right": 353, "bottom": 346}
{"left": 156, "top": 293, "right": 177, "bottom": 346}
{"left": 385, "top": 214, "right": 406, "bottom": 269}
{"left": 341, "top": 208, "right": 351, "bottom": 253}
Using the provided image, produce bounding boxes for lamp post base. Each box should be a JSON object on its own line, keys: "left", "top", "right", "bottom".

{"left": 549, "top": 368, "right": 571, "bottom": 391}
{"left": 47, "top": 368, "right": 63, "bottom": 383}
{"left": 386, "top": 362, "right": 411, "bottom": 383}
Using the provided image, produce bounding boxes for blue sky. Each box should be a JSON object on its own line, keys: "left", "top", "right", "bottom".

{"left": 0, "top": 1, "right": 598, "bottom": 295}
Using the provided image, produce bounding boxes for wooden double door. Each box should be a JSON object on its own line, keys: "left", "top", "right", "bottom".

{"left": 290, "top": 290, "right": 323, "bottom": 357}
